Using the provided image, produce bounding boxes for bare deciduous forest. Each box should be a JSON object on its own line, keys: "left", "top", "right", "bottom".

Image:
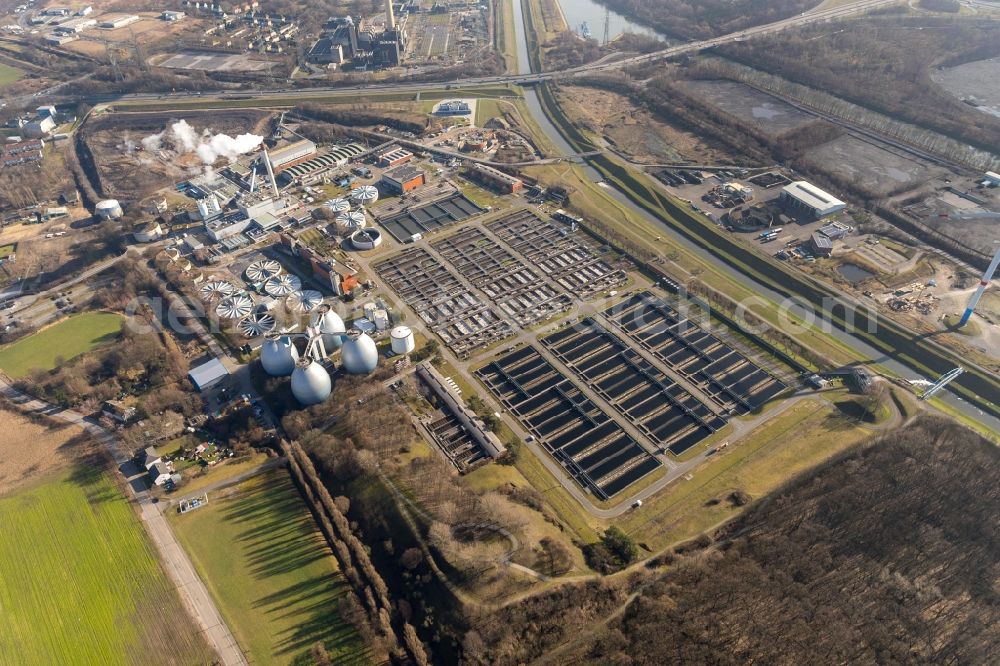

{"left": 382, "top": 416, "right": 1000, "bottom": 664}
{"left": 574, "top": 416, "right": 999, "bottom": 664}
{"left": 720, "top": 18, "right": 1000, "bottom": 153}
{"left": 599, "top": 0, "right": 821, "bottom": 40}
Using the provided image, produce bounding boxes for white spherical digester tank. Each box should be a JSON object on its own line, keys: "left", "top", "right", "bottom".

{"left": 390, "top": 325, "right": 415, "bottom": 355}
{"left": 291, "top": 357, "right": 332, "bottom": 406}
{"left": 314, "top": 304, "right": 346, "bottom": 351}
{"left": 341, "top": 329, "right": 379, "bottom": 375}
{"left": 260, "top": 333, "right": 299, "bottom": 376}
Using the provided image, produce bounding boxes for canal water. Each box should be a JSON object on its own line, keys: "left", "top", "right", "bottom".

{"left": 508, "top": 0, "right": 1000, "bottom": 432}
{"left": 556, "top": 0, "right": 667, "bottom": 41}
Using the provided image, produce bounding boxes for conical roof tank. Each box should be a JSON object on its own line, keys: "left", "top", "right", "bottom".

{"left": 260, "top": 333, "right": 298, "bottom": 376}
{"left": 316, "top": 304, "right": 346, "bottom": 350}
{"left": 341, "top": 329, "right": 378, "bottom": 374}
{"left": 291, "top": 357, "right": 332, "bottom": 405}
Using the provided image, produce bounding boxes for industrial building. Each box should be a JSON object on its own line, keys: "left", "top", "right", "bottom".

{"left": 23, "top": 116, "right": 55, "bottom": 138}
{"left": 810, "top": 232, "right": 833, "bottom": 257}
{"left": 161, "top": 10, "right": 185, "bottom": 21}
{"left": 779, "top": 181, "right": 846, "bottom": 219}
{"left": 416, "top": 361, "right": 505, "bottom": 470}
{"left": 435, "top": 100, "right": 471, "bottom": 116}
{"left": 100, "top": 14, "right": 141, "bottom": 28}
{"left": 188, "top": 356, "right": 230, "bottom": 391}
{"left": 381, "top": 165, "right": 425, "bottom": 193}
{"left": 467, "top": 163, "right": 523, "bottom": 194}
{"left": 376, "top": 146, "right": 412, "bottom": 168}
{"left": 264, "top": 139, "right": 317, "bottom": 171}
{"left": 45, "top": 32, "right": 78, "bottom": 45}
{"left": 277, "top": 143, "right": 366, "bottom": 185}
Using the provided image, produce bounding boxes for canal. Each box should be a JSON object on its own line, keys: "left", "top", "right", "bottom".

{"left": 508, "top": 0, "right": 1000, "bottom": 431}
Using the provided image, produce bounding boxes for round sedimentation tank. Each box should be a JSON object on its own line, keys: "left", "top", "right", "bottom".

{"left": 341, "top": 329, "right": 378, "bottom": 375}
{"left": 350, "top": 185, "right": 379, "bottom": 206}
{"left": 264, "top": 273, "right": 302, "bottom": 297}
{"left": 390, "top": 325, "right": 415, "bottom": 355}
{"left": 325, "top": 197, "right": 350, "bottom": 213}
{"left": 245, "top": 259, "right": 282, "bottom": 283}
{"left": 291, "top": 357, "right": 332, "bottom": 405}
{"left": 335, "top": 210, "right": 366, "bottom": 231}
{"left": 238, "top": 312, "right": 276, "bottom": 337}
{"left": 95, "top": 199, "right": 123, "bottom": 219}
{"left": 315, "top": 304, "right": 346, "bottom": 351}
{"left": 199, "top": 280, "right": 236, "bottom": 302}
{"left": 216, "top": 294, "right": 254, "bottom": 319}
{"left": 260, "top": 333, "right": 299, "bottom": 376}
{"left": 350, "top": 227, "right": 382, "bottom": 250}
{"left": 285, "top": 289, "right": 323, "bottom": 313}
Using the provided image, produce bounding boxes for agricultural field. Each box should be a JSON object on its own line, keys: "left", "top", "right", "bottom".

{"left": 0, "top": 311, "right": 123, "bottom": 378}
{"left": 170, "top": 469, "right": 368, "bottom": 665}
{"left": 0, "top": 62, "right": 23, "bottom": 86}
{"left": 0, "top": 448, "right": 211, "bottom": 665}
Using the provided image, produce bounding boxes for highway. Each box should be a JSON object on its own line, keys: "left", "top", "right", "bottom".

{"left": 30, "top": 0, "right": 896, "bottom": 109}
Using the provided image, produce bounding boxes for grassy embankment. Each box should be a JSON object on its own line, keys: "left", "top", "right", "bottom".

{"left": 532, "top": 81, "right": 1000, "bottom": 422}
{"left": 170, "top": 469, "right": 368, "bottom": 666}
{"left": 0, "top": 466, "right": 212, "bottom": 665}
{"left": 0, "top": 311, "right": 123, "bottom": 378}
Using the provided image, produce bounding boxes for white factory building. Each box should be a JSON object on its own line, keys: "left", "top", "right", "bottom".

{"left": 264, "top": 139, "right": 317, "bottom": 171}
{"left": 779, "top": 181, "right": 846, "bottom": 219}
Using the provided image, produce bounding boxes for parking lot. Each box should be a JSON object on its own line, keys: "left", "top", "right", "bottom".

{"left": 476, "top": 344, "right": 662, "bottom": 500}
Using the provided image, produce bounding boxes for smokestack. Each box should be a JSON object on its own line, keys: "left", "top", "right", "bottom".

{"left": 386, "top": 0, "right": 395, "bottom": 29}
{"left": 261, "top": 149, "right": 279, "bottom": 198}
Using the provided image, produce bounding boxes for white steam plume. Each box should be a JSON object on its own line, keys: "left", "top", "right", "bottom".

{"left": 140, "top": 119, "right": 263, "bottom": 165}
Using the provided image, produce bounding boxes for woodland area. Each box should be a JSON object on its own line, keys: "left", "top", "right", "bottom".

{"left": 599, "top": 0, "right": 821, "bottom": 40}
{"left": 573, "top": 416, "right": 1000, "bottom": 664}
{"left": 720, "top": 18, "right": 1000, "bottom": 153}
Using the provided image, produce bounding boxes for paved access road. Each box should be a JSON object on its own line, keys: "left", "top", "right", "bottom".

{"left": 0, "top": 376, "right": 249, "bottom": 666}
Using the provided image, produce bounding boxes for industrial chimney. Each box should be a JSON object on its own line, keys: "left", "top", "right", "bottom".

{"left": 386, "top": 0, "right": 395, "bottom": 29}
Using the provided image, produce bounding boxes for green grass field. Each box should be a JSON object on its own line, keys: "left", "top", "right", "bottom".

{"left": 0, "top": 62, "right": 23, "bottom": 86}
{"left": 0, "top": 466, "right": 212, "bottom": 665}
{"left": 0, "top": 311, "right": 123, "bottom": 378}
{"left": 170, "top": 469, "right": 368, "bottom": 665}
{"left": 0, "top": 243, "right": 16, "bottom": 259}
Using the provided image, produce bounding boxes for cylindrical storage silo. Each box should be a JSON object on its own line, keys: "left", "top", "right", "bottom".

{"left": 290, "top": 357, "right": 332, "bottom": 405}
{"left": 340, "top": 329, "right": 378, "bottom": 374}
{"left": 390, "top": 325, "right": 415, "bottom": 355}
{"left": 260, "top": 333, "right": 299, "bottom": 376}
{"left": 95, "top": 199, "right": 123, "bottom": 219}
{"left": 315, "top": 304, "right": 346, "bottom": 350}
